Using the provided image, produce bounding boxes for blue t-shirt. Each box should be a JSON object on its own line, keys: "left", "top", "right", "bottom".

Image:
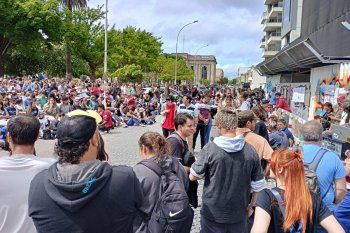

{"left": 283, "top": 127, "right": 294, "bottom": 141}
{"left": 269, "top": 91, "right": 276, "bottom": 105}
{"left": 5, "top": 106, "right": 17, "bottom": 116}
{"left": 302, "top": 144, "right": 346, "bottom": 212}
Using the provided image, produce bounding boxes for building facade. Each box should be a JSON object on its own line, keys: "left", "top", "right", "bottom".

{"left": 216, "top": 68, "right": 224, "bottom": 83}
{"left": 261, "top": 0, "right": 284, "bottom": 60}
{"left": 173, "top": 53, "right": 217, "bottom": 84}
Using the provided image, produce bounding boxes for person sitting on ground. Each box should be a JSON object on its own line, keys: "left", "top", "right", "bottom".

{"left": 0, "top": 115, "right": 55, "bottom": 233}
{"left": 267, "top": 115, "right": 289, "bottom": 150}
{"left": 238, "top": 91, "right": 251, "bottom": 111}
{"left": 133, "top": 131, "right": 190, "bottom": 233}
{"left": 97, "top": 104, "right": 114, "bottom": 132}
{"left": 277, "top": 118, "right": 294, "bottom": 146}
{"left": 28, "top": 110, "right": 142, "bottom": 233}
{"left": 251, "top": 148, "right": 345, "bottom": 233}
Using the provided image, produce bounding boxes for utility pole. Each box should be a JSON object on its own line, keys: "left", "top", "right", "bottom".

{"left": 103, "top": 0, "right": 108, "bottom": 77}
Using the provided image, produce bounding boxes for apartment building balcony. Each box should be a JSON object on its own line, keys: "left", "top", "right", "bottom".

{"left": 268, "top": 3, "right": 283, "bottom": 18}
{"left": 261, "top": 12, "right": 267, "bottom": 24}
{"left": 262, "top": 49, "right": 279, "bottom": 58}
{"left": 260, "top": 38, "right": 266, "bottom": 48}
{"left": 266, "top": 32, "right": 281, "bottom": 45}
{"left": 264, "top": 0, "right": 279, "bottom": 5}
{"left": 263, "top": 18, "right": 282, "bottom": 32}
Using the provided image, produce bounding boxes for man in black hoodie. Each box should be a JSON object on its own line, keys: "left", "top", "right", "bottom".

{"left": 28, "top": 110, "right": 143, "bottom": 233}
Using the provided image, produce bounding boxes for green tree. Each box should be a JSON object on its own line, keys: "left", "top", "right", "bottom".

{"left": 107, "top": 27, "right": 162, "bottom": 74}
{"left": 0, "top": 0, "right": 62, "bottom": 76}
{"left": 154, "top": 54, "right": 193, "bottom": 82}
{"left": 61, "top": 0, "right": 87, "bottom": 79}
{"left": 113, "top": 64, "right": 143, "bottom": 83}
{"left": 70, "top": 6, "right": 105, "bottom": 78}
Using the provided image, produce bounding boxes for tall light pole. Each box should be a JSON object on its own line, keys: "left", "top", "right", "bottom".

{"left": 174, "top": 20, "right": 198, "bottom": 84}
{"left": 193, "top": 44, "right": 209, "bottom": 84}
{"left": 103, "top": 0, "right": 108, "bottom": 77}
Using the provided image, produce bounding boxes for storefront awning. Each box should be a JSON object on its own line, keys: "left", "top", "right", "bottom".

{"left": 256, "top": 38, "right": 349, "bottom": 76}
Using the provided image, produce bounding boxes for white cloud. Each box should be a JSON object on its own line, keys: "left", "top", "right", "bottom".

{"left": 89, "top": 0, "right": 265, "bottom": 78}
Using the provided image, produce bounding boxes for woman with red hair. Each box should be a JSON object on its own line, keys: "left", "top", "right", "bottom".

{"left": 251, "top": 148, "right": 344, "bottom": 233}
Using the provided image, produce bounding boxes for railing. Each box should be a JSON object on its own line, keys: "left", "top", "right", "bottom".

{"left": 268, "top": 18, "right": 282, "bottom": 23}
{"left": 270, "top": 32, "right": 281, "bottom": 36}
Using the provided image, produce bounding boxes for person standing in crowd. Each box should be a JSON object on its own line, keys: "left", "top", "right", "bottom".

{"left": 277, "top": 118, "right": 294, "bottom": 146}
{"left": 267, "top": 115, "right": 289, "bottom": 150}
{"left": 268, "top": 87, "right": 277, "bottom": 105}
{"left": 177, "top": 95, "right": 197, "bottom": 152}
{"left": 238, "top": 91, "right": 251, "bottom": 111}
{"left": 251, "top": 148, "right": 345, "bottom": 233}
{"left": 193, "top": 95, "right": 211, "bottom": 150}
{"left": 189, "top": 108, "right": 266, "bottom": 233}
{"left": 28, "top": 110, "right": 142, "bottom": 233}
{"left": 161, "top": 95, "right": 176, "bottom": 138}
{"left": 301, "top": 120, "right": 346, "bottom": 219}
{"left": 340, "top": 100, "right": 350, "bottom": 126}
{"left": 275, "top": 92, "right": 291, "bottom": 112}
{"left": 0, "top": 116, "right": 55, "bottom": 233}
{"left": 334, "top": 150, "right": 350, "bottom": 231}
{"left": 133, "top": 132, "right": 190, "bottom": 233}
{"left": 237, "top": 110, "right": 273, "bottom": 174}
{"left": 252, "top": 105, "right": 269, "bottom": 142}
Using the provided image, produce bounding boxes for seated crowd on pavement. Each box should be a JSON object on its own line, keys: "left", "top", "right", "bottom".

{"left": 0, "top": 75, "right": 350, "bottom": 233}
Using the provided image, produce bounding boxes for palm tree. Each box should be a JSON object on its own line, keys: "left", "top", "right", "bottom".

{"left": 61, "top": 0, "right": 87, "bottom": 79}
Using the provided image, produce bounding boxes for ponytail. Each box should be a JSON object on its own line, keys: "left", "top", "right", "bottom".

{"left": 270, "top": 148, "right": 313, "bottom": 232}
{"left": 138, "top": 132, "right": 169, "bottom": 161}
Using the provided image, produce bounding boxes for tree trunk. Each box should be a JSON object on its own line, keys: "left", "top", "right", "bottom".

{"left": 65, "top": 43, "right": 73, "bottom": 79}
{"left": 0, "top": 54, "right": 5, "bottom": 77}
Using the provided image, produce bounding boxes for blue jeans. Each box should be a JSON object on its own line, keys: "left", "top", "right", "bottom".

{"left": 126, "top": 117, "right": 140, "bottom": 126}
{"left": 205, "top": 118, "right": 212, "bottom": 144}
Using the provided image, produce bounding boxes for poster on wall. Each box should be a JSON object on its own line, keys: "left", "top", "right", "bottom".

{"left": 292, "top": 86, "right": 306, "bottom": 102}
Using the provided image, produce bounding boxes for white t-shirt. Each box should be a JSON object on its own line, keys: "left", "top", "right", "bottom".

{"left": 177, "top": 104, "right": 198, "bottom": 118}
{"left": 340, "top": 111, "right": 349, "bottom": 126}
{"left": 239, "top": 100, "right": 251, "bottom": 111}
{"left": 0, "top": 155, "right": 55, "bottom": 233}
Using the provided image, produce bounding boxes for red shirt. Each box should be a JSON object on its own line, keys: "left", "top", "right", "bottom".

{"left": 127, "top": 97, "right": 136, "bottom": 106}
{"left": 276, "top": 97, "right": 291, "bottom": 112}
{"left": 162, "top": 103, "right": 176, "bottom": 130}
{"left": 100, "top": 110, "right": 113, "bottom": 128}
{"left": 91, "top": 86, "right": 100, "bottom": 97}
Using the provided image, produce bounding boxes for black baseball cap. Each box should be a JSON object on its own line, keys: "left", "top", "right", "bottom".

{"left": 56, "top": 110, "right": 102, "bottom": 145}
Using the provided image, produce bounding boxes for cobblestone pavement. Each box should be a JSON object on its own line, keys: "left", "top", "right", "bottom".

{"left": 0, "top": 117, "right": 206, "bottom": 232}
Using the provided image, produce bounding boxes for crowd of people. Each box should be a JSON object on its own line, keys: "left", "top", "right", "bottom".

{"left": 0, "top": 75, "right": 349, "bottom": 233}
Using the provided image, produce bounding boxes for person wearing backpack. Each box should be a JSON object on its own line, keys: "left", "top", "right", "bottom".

{"left": 251, "top": 148, "right": 345, "bottom": 233}
{"left": 301, "top": 121, "right": 346, "bottom": 212}
{"left": 133, "top": 132, "right": 193, "bottom": 233}
{"left": 189, "top": 108, "right": 266, "bottom": 233}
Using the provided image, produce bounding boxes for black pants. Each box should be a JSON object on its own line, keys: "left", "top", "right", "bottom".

{"left": 162, "top": 128, "right": 173, "bottom": 138}
{"left": 200, "top": 216, "right": 246, "bottom": 233}
{"left": 193, "top": 122, "right": 206, "bottom": 150}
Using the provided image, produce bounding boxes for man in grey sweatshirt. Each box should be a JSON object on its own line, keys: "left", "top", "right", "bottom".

{"left": 190, "top": 108, "right": 266, "bottom": 233}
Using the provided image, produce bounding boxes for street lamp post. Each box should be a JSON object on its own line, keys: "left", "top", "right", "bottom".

{"left": 103, "top": 0, "right": 108, "bottom": 77}
{"left": 193, "top": 44, "right": 209, "bottom": 84}
{"left": 174, "top": 20, "right": 198, "bottom": 84}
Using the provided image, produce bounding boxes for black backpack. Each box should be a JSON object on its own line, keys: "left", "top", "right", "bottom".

{"left": 139, "top": 159, "right": 194, "bottom": 233}
{"left": 270, "top": 188, "right": 303, "bottom": 233}
{"left": 303, "top": 148, "right": 332, "bottom": 198}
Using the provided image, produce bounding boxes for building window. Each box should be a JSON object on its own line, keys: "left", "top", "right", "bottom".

{"left": 283, "top": 0, "right": 291, "bottom": 23}
{"left": 201, "top": 66, "right": 207, "bottom": 79}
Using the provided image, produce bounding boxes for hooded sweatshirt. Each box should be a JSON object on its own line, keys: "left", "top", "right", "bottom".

{"left": 28, "top": 160, "right": 142, "bottom": 233}
{"left": 190, "top": 136, "right": 266, "bottom": 224}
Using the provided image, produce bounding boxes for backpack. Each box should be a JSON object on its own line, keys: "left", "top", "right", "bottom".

{"left": 270, "top": 188, "right": 303, "bottom": 233}
{"left": 139, "top": 159, "right": 194, "bottom": 233}
{"left": 167, "top": 133, "right": 198, "bottom": 208}
{"left": 303, "top": 148, "right": 332, "bottom": 198}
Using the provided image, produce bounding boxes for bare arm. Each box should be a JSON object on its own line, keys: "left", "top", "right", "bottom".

{"left": 320, "top": 215, "right": 345, "bottom": 233}
{"left": 250, "top": 207, "right": 270, "bottom": 233}
{"left": 189, "top": 173, "right": 199, "bottom": 181}
{"left": 334, "top": 177, "right": 346, "bottom": 204}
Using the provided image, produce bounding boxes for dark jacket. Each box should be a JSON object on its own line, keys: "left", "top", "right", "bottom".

{"left": 28, "top": 161, "right": 143, "bottom": 233}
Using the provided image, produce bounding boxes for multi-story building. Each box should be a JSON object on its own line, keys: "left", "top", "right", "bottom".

{"left": 173, "top": 53, "right": 217, "bottom": 84}
{"left": 261, "top": 0, "right": 283, "bottom": 60}
{"left": 215, "top": 68, "right": 224, "bottom": 83}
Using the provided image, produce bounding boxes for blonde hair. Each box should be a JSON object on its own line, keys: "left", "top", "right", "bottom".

{"left": 215, "top": 108, "right": 238, "bottom": 130}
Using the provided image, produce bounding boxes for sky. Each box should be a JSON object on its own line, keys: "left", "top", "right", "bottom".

{"left": 89, "top": 0, "right": 265, "bottom": 78}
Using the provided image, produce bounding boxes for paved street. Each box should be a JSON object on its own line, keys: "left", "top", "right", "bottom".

{"left": 0, "top": 117, "right": 206, "bottom": 233}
